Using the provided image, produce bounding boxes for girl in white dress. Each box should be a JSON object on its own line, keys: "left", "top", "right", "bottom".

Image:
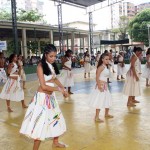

{"left": 0, "top": 54, "right": 27, "bottom": 112}
{"left": 117, "top": 52, "right": 126, "bottom": 80}
{"left": 84, "top": 51, "right": 91, "bottom": 78}
{"left": 20, "top": 44, "right": 68, "bottom": 149}
{"left": 88, "top": 53, "right": 113, "bottom": 123}
{"left": 123, "top": 47, "right": 143, "bottom": 107}
{"left": 18, "top": 55, "right": 26, "bottom": 89}
{"left": 142, "top": 48, "right": 150, "bottom": 86}
{"left": 59, "top": 49, "right": 74, "bottom": 94}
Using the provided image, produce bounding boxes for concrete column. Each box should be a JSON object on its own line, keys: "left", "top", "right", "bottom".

{"left": 71, "top": 32, "right": 75, "bottom": 52}
{"left": 22, "top": 28, "right": 28, "bottom": 59}
{"left": 49, "top": 30, "right": 53, "bottom": 44}
{"left": 82, "top": 37, "right": 85, "bottom": 52}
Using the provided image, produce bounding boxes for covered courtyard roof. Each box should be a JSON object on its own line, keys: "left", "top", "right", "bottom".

{"left": 52, "top": 0, "right": 106, "bottom": 7}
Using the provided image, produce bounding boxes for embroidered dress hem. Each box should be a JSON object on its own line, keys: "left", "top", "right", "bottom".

{"left": 0, "top": 76, "right": 24, "bottom": 101}
{"left": 20, "top": 92, "right": 66, "bottom": 141}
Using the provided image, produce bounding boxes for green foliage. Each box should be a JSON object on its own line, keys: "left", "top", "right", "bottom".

{"left": 0, "top": 9, "right": 44, "bottom": 22}
{"left": 17, "top": 9, "right": 44, "bottom": 22}
{"left": 118, "top": 16, "right": 130, "bottom": 40}
{"left": 0, "top": 10, "right": 12, "bottom": 20}
{"left": 129, "top": 8, "right": 150, "bottom": 46}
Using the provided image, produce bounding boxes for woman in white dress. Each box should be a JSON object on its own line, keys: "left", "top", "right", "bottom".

{"left": 59, "top": 49, "right": 74, "bottom": 94}
{"left": 123, "top": 47, "right": 143, "bottom": 107}
{"left": 109, "top": 49, "right": 115, "bottom": 73}
{"left": 88, "top": 53, "right": 113, "bottom": 123}
{"left": 20, "top": 44, "right": 68, "bottom": 149}
{"left": 117, "top": 52, "right": 126, "bottom": 80}
{"left": 142, "top": 48, "right": 150, "bottom": 86}
{"left": 0, "top": 54, "right": 27, "bottom": 112}
{"left": 84, "top": 51, "right": 91, "bottom": 78}
{"left": 18, "top": 55, "right": 26, "bottom": 89}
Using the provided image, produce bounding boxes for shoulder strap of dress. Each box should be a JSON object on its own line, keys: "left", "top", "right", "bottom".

{"left": 133, "top": 52, "right": 138, "bottom": 59}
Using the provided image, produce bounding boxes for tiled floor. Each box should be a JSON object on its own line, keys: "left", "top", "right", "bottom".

{"left": 0, "top": 66, "right": 150, "bottom": 150}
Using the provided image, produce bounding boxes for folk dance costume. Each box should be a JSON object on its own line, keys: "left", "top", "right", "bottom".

{"left": 0, "top": 63, "right": 24, "bottom": 101}
{"left": 0, "top": 68, "right": 7, "bottom": 83}
{"left": 18, "top": 60, "right": 26, "bottom": 82}
{"left": 142, "top": 57, "right": 150, "bottom": 79}
{"left": 59, "top": 57, "right": 74, "bottom": 87}
{"left": 87, "top": 66, "right": 112, "bottom": 109}
{"left": 20, "top": 62, "right": 66, "bottom": 141}
{"left": 123, "top": 53, "right": 141, "bottom": 96}
{"left": 117, "top": 55, "right": 126, "bottom": 76}
{"left": 84, "top": 56, "right": 91, "bottom": 73}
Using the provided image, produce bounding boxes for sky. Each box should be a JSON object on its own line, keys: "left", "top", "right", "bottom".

{"left": 43, "top": 0, "right": 150, "bottom": 30}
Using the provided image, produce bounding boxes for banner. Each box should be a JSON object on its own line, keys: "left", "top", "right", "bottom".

{"left": 0, "top": 41, "right": 7, "bottom": 51}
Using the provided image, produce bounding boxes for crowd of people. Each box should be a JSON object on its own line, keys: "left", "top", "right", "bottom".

{"left": 0, "top": 45, "right": 150, "bottom": 150}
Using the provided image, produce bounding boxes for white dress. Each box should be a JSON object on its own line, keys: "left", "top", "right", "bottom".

{"left": 59, "top": 57, "right": 74, "bottom": 87}
{"left": 20, "top": 63, "right": 66, "bottom": 141}
{"left": 142, "top": 56, "right": 150, "bottom": 79}
{"left": 123, "top": 53, "right": 141, "bottom": 96}
{"left": 117, "top": 55, "right": 126, "bottom": 75}
{"left": 0, "top": 68, "right": 7, "bottom": 83}
{"left": 0, "top": 63, "right": 24, "bottom": 101}
{"left": 84, "top": 56, "right": 91, "bottom": 73}
{"left": 18, "top": 60, "right": 26, "bottom": 81}
{"left": 87, "top": 66, "right": 112, "bottom": 109}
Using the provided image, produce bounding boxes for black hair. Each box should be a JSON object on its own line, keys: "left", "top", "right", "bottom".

{"left": 41, "top": 44, "right": 59, "bottom": 75}
{"left": 97, "top": 53, "right": 109, "bottom": 68}
{"left": 65, "top": 49, "right": 73, "bottom": 57}
{"left": 0, "top": 52, "right": 4, "bottom": 57}
{"left": 146, "top": 48, "right": 150, "bottom": 55}
{"left": 133, "top": 47, "right": 143, "bottom": 53}
{"left": 104, "top": 50, "right": 108, "bottom": 54}
{"left": 9, "top": 53, "right": 16, "bottom": 63}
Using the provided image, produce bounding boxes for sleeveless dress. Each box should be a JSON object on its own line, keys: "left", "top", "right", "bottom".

{"left": 0, "top": 62, "right": 24, "bottom": 101}
{"left": 123, "top": 53, "right": 141, "bottom": 96}
{"left": 117, "top": 55, "right": 126, "bottom": 76}
{"left": 84, "top": 56, "right": 91, "bottom": 73}
{"left": 20, "top": 63, "right": 66, "bottom": 141}
{"left": 0, "top": 68, "right": 7, "bottom": 83}
{"left": 59, "top": 57, "right": 74, "bottom": 87}
{"left": 87, "top": 66, "right": 112, "bottom": 109}
{"left": 18, "top": 60, "right": 26, "bottom": 81}
{"left": 142, "top": 56, "right": 150, "bottom": 79}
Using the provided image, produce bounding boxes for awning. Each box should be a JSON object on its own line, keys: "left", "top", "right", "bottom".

{"left": 52, "top": 0, "right": 106, "bottom": 7}
{"left": 100, "top": 39, "right": 129, "bottom": 45}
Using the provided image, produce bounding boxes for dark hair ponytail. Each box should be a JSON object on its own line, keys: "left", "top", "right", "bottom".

{"left": 133, "top": 47, "right": 143, "bottom": 53}
{"left": 146, "top": 48, "right": 150, "bottom": 55}
{"left": 9, "top": 53, "right": 16, "bottom": 63}
{"left": 97, "top": 53, "right": 109, "bottom": 68}
{"left": 41, "top": 44, "right": 59, "bottom": 75}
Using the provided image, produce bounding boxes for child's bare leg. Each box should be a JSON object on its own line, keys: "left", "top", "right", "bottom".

{"left": 105, "top": 108, "right": 113, "bottom": 118}
{"left": 23, "top": 81, "right": 26, "bottom": 89}
{"left": 84, "top": 73, "right": 86, "bottom": 78}
{"left": 33, "top": 140, "right": 41, "bottom": 150}
{"left": 132, "top": 96, "right": 140, "bottom": 103}
{"left": 95, "top": 109, "right": 103, "bottom": 122}
{"left": 21, "top": 100, "right": 28, "bottom": 108}
{"left": 127, "top": 96, "right": 136, "bottom": 106}
{"left": 146, "top": 78, "right": 149, "bottom": 86}
{"left": 52, "top": 137, "right": 66, "bottom": 148}
{"left": 6, "top": 100, "right": 13, "bottom": 112}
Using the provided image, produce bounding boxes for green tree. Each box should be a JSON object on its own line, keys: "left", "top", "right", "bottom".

{"left": 129, "top": 8, "right": 150, "bottom": 46}
{"left": 0, "top": 10, "right": 12, "bottom": 20}
{"left": 0, "top": 9, "right": 44, "bottom": 22}
{"left": 17, "top": 9, "right": 44, "bottom": 22}
{"left": 118, "top": 16, "right": 129, "bottom": 40}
